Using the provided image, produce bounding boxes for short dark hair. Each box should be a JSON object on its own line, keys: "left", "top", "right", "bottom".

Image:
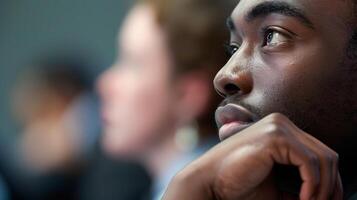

{"left": 16, "top": 58, "right": 91, "bottom": 102}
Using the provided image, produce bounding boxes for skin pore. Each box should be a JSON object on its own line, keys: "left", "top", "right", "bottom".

{"left": 219, "top": 0, "right": 356, "bottom": 150}
{"left": 220, "top": 0, "right": 357, "bottom": 192}
{"left": 163, "top": 0, "right": 357, "bottom": 199}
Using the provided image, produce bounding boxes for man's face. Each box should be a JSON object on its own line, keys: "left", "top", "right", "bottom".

{"left": 214, "top": 0, "right": 356, "bottom": 149}
{"left": 97, "top": 5, "right": 176, "bottom": 158}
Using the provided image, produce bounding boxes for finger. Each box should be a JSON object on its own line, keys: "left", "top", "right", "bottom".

{"left": 298, "top": 156, "right": 320, "bottom": 200}
{"left": 331, "top": 172, "right": 343, "bottom": 200}
{"left": 271, "top": 140, "right": 320, "bottom": 200}
{"left": 289, "top": 125, "right": 339, "bottom": 200}
{"left": 315, "top": 152, "right": 334, "bottom": 200}
{"left": 299, "top": 134, "right": 337, "bottom": 200}
{"left": 263, "top": 115, "right": 329, "bottom": 199}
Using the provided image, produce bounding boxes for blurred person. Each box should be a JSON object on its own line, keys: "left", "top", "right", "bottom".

{"left": 7, "top": 56, "right": 152, "bottom": 200}
{"left": 6, "top": 57, "right": 101, "bottom": 200}
{"left": 97, "top": 0, "right": 235, "bottom": 199}
{"left": 12, "top": 59, "right": 100, "bottom": 173}
{"left": 78, "top": 149, "right": 151, "bottom": 200}
{"left": 0, "top": 171, "right": 9, "bottom": 200}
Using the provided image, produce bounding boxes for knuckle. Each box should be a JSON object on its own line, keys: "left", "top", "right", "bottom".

{"left": 262, "top": 113, "right": 294, "bottom": 144}
{"left": 266, "top": 123, "right": 282, "bottom": 133}
{"left": 307, "top": 153, "right": 319, "bottom": 166}
{"left": 264, "top": 123, "right": 287, "bottom": 143}
{"left": 325, "top": 153, "right": 334, "bottom": 165}
{"left": 265, "top": 125, "right": 289, "bottom": 149}
{"left": 265, "top": 119, "right": 286, "bottom": 136}
{"left": 334, "top": 152, "right": 340, "bottom": 163}
{"left": 268, "top": 113, "right": 288, "bottom": 122}
{"left": 324, "top": 150, "right": 339, "bottom": 164}
{"left": 330, "top": 151, "right": 339, "bottom": 164}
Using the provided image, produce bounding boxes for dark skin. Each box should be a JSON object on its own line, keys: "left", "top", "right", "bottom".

{"left": 163, "top": 0, "right": 357, "bottom": 199}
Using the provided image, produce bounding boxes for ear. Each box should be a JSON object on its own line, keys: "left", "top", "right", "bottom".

{"left": 174, "top": 72, "right": 211, "bottom": 126}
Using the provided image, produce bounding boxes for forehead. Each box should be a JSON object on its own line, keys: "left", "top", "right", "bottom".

{"left": 119, "top": 5, "right": 166, "bottom": 50}
{"left": 231, "top": 0, "right": 353, "bottom": 29}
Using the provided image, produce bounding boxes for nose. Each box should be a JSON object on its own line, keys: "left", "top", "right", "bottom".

{"left": 96, "top": 67, "right": 119, "bottom": 101}
{"left": 213, "top": 51, "right": 253, "bottom": 98}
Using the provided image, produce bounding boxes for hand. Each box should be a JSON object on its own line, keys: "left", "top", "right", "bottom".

{"left": 163, "top": 113, "right": 343, "bottom": 200}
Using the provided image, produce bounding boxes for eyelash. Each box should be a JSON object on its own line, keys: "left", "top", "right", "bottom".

{"left": 224, "top": 27, "right": 292, "bottom": 57}
{"left": 224, "top": 42, "right": 240, "bottom": 57}
{"left": 262, "top": 26, "right": 294, "bottom": 47}
{"left": 262, "top": 28, "right": 274, "bottom": 46}
{"left": 261, "top": 27, "right": 281, "bottom": 47}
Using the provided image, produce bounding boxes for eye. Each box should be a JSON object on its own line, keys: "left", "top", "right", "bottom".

{"left": 262, "top": 28, "right": 290, "bottom": 47}
{"left": 224, "top": 43, "right": 240, "bottom": 57}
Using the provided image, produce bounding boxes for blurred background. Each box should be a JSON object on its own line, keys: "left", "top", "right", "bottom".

{"left": 0, "top": 0, "right": 130, "bottom": 135}
{"left": 0, "top": 1, "right": 154, "bottom": 200}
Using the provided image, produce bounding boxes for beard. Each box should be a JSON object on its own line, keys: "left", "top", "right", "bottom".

{"left": 220, "top": 58, "right": 356, "bottom": 152}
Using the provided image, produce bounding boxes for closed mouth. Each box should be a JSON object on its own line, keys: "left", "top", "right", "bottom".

{"left": 215, "top": 103, "right": 257, "bottom": 140}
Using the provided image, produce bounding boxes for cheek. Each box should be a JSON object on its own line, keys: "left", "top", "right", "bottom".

{"left": 122, "top": 74, "right": 174, "bottom": 132}
{"left": 131, "top": 86, "right": 172, "bottom": 131}
{"left": 103, "top": 82, "right": 174, "bottom": 157}
{"left": 251, "top": 42, "right": 339, "bottom": 116}
{"left": 133, "top": 72, "right": 173, "bottom": 114}
{"left": 108, "top": 70, "right": 168, "bottom": 108}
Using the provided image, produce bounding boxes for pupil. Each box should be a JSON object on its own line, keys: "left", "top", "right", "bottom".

{"left": 267, "top": 32, "right": 273, "bottom": 43}
{"left": 233, "top": 47, "right": 238, "bottom": 53}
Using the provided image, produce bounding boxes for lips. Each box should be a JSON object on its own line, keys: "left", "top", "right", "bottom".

{"left": 215, "top": 103, "right": 257, "bottom": 140}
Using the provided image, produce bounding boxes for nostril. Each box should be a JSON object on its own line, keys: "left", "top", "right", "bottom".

{"left": 224, "top": 83, "right": 240, "bottom": 95}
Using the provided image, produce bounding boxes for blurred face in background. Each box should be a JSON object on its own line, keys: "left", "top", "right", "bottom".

{"left": 97, "top": 4, "right": 177, "bottom": 158}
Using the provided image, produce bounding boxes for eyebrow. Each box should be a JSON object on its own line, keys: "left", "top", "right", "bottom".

{"left": 246, "top": 1, "right": 314, "bottom": 29}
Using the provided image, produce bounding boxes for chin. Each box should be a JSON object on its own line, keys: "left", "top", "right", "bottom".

{"left": 102, "top": 142, "right": 139, "bottom": 160}
{"left": 101, "top": 134, "right": 146, "bottom": 160}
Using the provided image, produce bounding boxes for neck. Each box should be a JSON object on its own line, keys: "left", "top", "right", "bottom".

{"left": 141, "top": 131, "right": 183, "bottom": 179}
